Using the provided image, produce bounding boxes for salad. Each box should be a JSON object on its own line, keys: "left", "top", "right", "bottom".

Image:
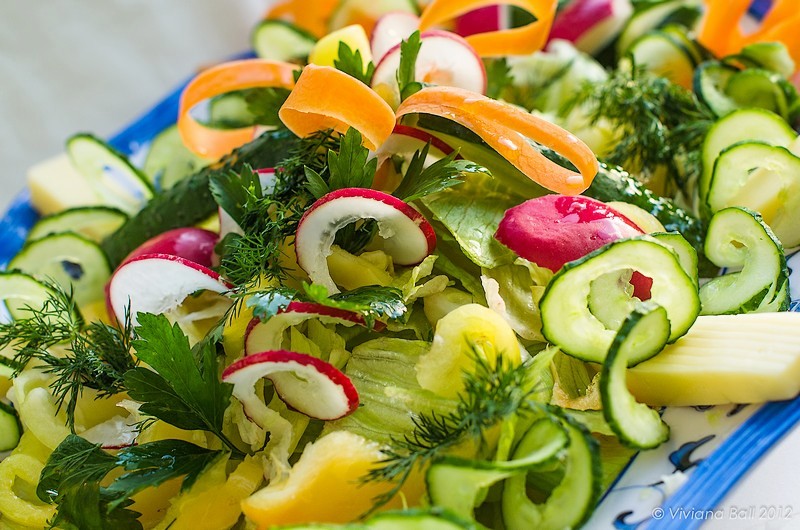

{"left": 2, "top": 0, "right": 800, "bottom": 528}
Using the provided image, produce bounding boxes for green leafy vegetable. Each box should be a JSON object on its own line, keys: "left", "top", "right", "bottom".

{"left": 124, "top": 313, "right": 237, "bottom": 452}
{"left": 392, "top": 144, "right": 490, "bottom": 203}
{"left": 334, "top": 42, "right": 376, "bottom": 85}
{"left": 397, "top": 31, "right": 422, "bottom": 100}
{"left": 304, "top": 283, "right": 407, "bottom": 327}
{"left": 327, "top": 128, "right": 377, "bottom": 190}
{"left": 2, "top": 285, "right": 136, "bottom": 430}
{"left": 562, "top": 66, "right": 714, "bottom": 195}
{"left": 484, "top": 58, "right": 513, "bottom": 100}
{"left": 39, "top": 434, "right": 220, "bottom": 530}
{"left": 245, "top": 286, "right": 297, "bottom": 321}
{"left": 209, "top": 164, "right": 264, "bottom": 226}
{"left": 245, "top": 87, "right": 293, "bottom": 127}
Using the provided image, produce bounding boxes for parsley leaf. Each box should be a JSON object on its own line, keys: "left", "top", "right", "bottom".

{"left": 304, "top": 166, "right": 330, "bottom": 199}
{"left": 124, "top": 313, "right": 236, "bottom": 452}
{"left": 245, "top": 87, "right": 293, "bottom": 127}
{"left": 334, "top": 42, "right": 375, "bottom": 85}
{"left": 397, "top": 31, "right": 422, "bottom": 101}
{"left": 484, "top": 58, "right": 513, "bottom": 100}
{"left": 328, "top": 128, "right": 377, "bottom": 190}
{"left": 209, "top": 164, "right": 264, "bottom": 226}
{"left": 302, "top": 283, "right": 407, "bottom": 328}
{"left": 39, "top": 435, "right": 221, "bottom": 530}
{"left": 392, "top": 144, "right": 491, "bottom": 202}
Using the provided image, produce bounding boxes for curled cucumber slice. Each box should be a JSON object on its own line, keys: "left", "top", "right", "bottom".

{"left": 540, "top": 236, "right": 699, "bottom": 364}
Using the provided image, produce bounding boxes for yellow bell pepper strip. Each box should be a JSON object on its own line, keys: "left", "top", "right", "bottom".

{"left": 177, "top": 59, "right": 297, "bottom": 159}
{"left": 264, "top": 0, "right": 339, "bottom": 38}
{"left": 396, "top": 86, "right": 599, "bottom": 194}
{"left": 278, "top": 64, "right": 396, "bottom": 150}
{"left": 418, "top": 0, "right": 557, "bottom": 57}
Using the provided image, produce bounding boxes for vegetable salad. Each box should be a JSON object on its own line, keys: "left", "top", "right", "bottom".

{"left": 3, "top": 0, "right": 800, "bottom": 529}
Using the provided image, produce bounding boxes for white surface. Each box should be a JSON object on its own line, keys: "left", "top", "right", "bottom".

{"left": 2, "top": 2, "right": 800, "bottom": 529}
{"left": 0, "top": 0, "right": 265, "bottom": 212}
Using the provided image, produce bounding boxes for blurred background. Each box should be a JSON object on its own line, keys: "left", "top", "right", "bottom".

{"left": 0, "top": 0, "right": 267, "bottom": 212}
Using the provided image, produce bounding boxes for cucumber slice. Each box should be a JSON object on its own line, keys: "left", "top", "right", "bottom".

{"left": 8, "top": 233, "right": 111, "bottom": 308}
{"left": 540, "top": 237, "right": 699, "bottom": 364}
{"left": 67, "top": 133, "right": 154, "bottom": 215}
{"left": 0, "top": 401, "right": 21, "bottom": 452}
{"left": 616, "top": 0, "right": 702, "bottom": 57}
{"left": 651, "top": 232, "right": 698, "bottom": 286}
{"left": 328, "top": 0, "right": 417, "bottom": 32}
{"left": 725, "top": 69, "right": 789, "bottom": 119}
{"left": 502, "top": 415, "right": 601, "bottom": 530}
{"left": 693, "top": 61, "right": 739, "bottom": 117}
{"left": 143, "top": 125, "right": 210, "bottom": 191}
{"left": 427, "top": 418, "right": 568, "bottom": 520}
{"left": 253, "top": 19, "right": 316, "bottom": 62}
{"left": 626, "top": 31, "right": 696, "bottom": 88}
{"left": 0, "top": 271, "right": 59, "bottom": 321}
{"left": 707, "top": 141, "right": 800, "bottom": 247}
{"left": 699, "top": 108, "right": 796, "bottom": 204}
{"left": 739, "top": 42, "right": 796, "bottom": 78}
{"left": 601, "top": 303, "right": 671, "bottom": 449}
{"left": 367, "top": 509, "right": 478, "bottom": 529}
{"left": 27, "top": 206, "right": 128, "bottom": 243}
{"left": 699, "top": 207, "right": 787, "bottom": 315}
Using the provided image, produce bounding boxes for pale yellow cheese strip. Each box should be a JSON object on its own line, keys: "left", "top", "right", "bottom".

{"left": 27, "top": 153, "right": 101, "bottom": 215}
{"left": 627, "top": 312, "right": 800, "bottom": 406}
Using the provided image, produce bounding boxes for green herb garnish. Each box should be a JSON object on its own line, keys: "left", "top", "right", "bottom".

{"left": 334, "top": 42, "right": 376, "bottom": 85}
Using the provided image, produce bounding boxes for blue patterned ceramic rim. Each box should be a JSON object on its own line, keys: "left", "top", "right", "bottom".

{"left": 2, "top": 24, "right": 799, "bottom": 526}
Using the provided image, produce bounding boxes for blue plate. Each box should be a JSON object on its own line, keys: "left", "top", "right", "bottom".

{"left": 1, "top": 44, "right": 799, "bottom": 530}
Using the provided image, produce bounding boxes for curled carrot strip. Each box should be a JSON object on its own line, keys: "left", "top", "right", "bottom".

{"left": 278, "top": 65, "right": 396, "bottom": 150}
{"left": 397, "top": 86, "right": 598, "bottom": 194}
{"left": 265, "top": 0, "right": 338, "bottom": 38}
{"left": 178, "top": 59, "right": 298, "bottom": 159}
{"left": 419, "top": 0, "right": 557, "bottom": 57}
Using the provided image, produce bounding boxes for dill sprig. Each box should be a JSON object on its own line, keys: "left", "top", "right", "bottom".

{"left": 365, "top": 345, "right": 542, "bottom": 509}
{"left": 562, "top": 65, "right": 714, "bottom": 197}
{"left": 2, "top": 285, "right": 136, "bottom": 430}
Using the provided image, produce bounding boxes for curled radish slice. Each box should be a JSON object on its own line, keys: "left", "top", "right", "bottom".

{"left": 120, "top": 227, "right": 219, "bottom": 267}
{"left": 548, "top": 0, "right": 633, "bottom": 55}
{"left": 371, "top": 30, "right": 487, "bottom": 103}
{"left": 295, "top": 188, "right": 436, "bottom": 293}
{"left": 222, "top": 350, "right": 359, "bottom": 421}
{"left": 105, "top": 254, "right": 231, "bottom": 326}
{"left": 244, "top": 301, "right": 372, "bottom": 355}
{"left": 371, "top": 11, "right": 421, "bottom": 63}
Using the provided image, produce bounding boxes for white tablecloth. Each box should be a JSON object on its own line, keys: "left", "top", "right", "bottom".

{"left": 1, "top": 2, "right": 799, "bottom": 528}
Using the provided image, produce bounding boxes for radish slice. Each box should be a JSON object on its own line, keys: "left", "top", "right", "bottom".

{"left": 222, "top": 350, "right": 359, "bottom": 421}
{"left": 454, "top": 5, "right": 503, "bottom": 37}
{"left": 549, "top": 0, "right": 633, "bottom": 55}
{"left": 218, "top": 168, "right": 277, "bottom": 239}
{"left": 244, "top": 301, "right": 374, "bottom": 355}
{"left": 371, "top": 30, "right": 487, "bottom": 103}
{"left": 295, "top": 188, "right": 436, "bottom": 293}
{"left": 371, "top": 11, "right": 421, "bottom": 64}
{"left": 106, "top": 254, "right": 232, "bottom": 326}
{"left": 494, "top": 195, "right": 644, "bottom": 272}
{"left": 121, "top": 227, "right": 219, "bottom": 267}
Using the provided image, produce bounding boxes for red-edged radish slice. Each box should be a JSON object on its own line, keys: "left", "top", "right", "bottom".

{"left": 244, "top": 301, "right": 374, "bottom": 355}
{"left": 371, "top": 30, "right": 487, "bottom": 102}
{"left": 454, "top": 5, "right": 502, "bottom": 37}
{"left": 495, "top": 195, "right": 644, "bottom": 271}
{"left": 106, "top": 254, "right": 232, "bottom": 326}
{"left": 218, "top": 168, "right": 278, "bottom": 239}
{"left": 371, "top": 11, "right": 421, "bottom": 64}
{"left": 549, "top": 0, "right": 633, "bottom": 55}
{"left": 222, "top": 350, "right": 359, "bottom": 421}
{"left": 295, "top": 188, "right": 436, "bottom": 293}
{"left": 121, "top": 227, "right": 219, "bottom": 267}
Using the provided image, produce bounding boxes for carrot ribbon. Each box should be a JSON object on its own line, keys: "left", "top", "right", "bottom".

{"left": 396, "top": 86, "right": 598, "bottom": 194}
{"left": 419, "top": 0, "right": 557, "bottom": 57}
{"left": 178, "top": 59, "right": 298, "bottom": 159}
